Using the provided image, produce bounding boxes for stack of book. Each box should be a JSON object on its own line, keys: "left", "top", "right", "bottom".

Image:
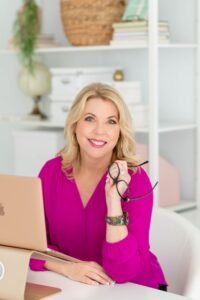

{"left": 36, "top": 34, "right": 60, "bottom": 48}
{"left": 8, "top": 34, "right": 60, "bottom": 50}
{"left": 110, "top": 20, "right": 170, "bottom": 46}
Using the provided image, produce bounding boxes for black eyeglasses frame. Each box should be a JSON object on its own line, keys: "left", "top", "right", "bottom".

{"left": 108, "top": 161, "right": 158, "bottom": 203}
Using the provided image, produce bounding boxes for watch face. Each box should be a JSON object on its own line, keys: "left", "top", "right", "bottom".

{"left": 0, "top": 262, "right": 5, "bottom": 281}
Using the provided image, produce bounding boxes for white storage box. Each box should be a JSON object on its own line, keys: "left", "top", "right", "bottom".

{"left": 49, "top": 67, "right": 119, "bottom": 101}
{"left": 13, "top": 129, "right": 64, "bottom": 176}
{"left": 131, "top": 104, "right": 148, "bottom": 128}
{"left": 50, "top": 71, "right": 77, "bottom": 100}
{"left": 105, "top": 81, "right": 141, "bottom": 105}
{"left": 77, "top": 67, "right": 116, "bottom": 85}
{"left": 48, "top": 100, "right": 72, "bottom": 123}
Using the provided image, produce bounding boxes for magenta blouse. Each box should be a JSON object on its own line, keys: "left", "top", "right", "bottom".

{"left": 30, "top": 157, "right": 167, "bottom": 289}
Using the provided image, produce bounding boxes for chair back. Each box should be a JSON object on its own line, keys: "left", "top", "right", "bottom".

{"left": 150, "top": 207, "right": 200, "bottom": 299}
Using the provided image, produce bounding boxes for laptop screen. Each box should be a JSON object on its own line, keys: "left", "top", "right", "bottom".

{"left": 0, "top": 174, "right": 48, "bottom": 252}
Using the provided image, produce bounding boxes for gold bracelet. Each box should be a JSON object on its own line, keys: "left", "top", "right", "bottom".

{"left": 106, "top": 212, "right": 129, "bottom": 226}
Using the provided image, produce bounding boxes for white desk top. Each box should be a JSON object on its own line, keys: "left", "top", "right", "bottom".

{"left": 27, "top": 270, "right": 193, "bottom": 300}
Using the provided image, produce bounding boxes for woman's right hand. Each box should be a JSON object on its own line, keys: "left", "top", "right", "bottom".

{"left": 45, "top": 260, "right": 113, "bottom": 285}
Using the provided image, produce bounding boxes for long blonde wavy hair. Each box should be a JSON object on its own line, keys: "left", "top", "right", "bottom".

{"left": 57, "top": 82, "right": 139, "bottom": 179}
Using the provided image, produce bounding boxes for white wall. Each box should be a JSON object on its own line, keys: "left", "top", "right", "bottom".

{"left": 0, "top": 1, "right": 31, "bottom": 173}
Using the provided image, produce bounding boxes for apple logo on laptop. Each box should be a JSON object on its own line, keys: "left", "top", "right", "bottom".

{"left": 0, "top": 262, "right": 5, "bottom": 281}
{"left": 0, "top": 203, "right": 5, "bottom": 216}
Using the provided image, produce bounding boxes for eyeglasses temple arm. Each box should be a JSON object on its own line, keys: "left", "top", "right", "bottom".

{"left": 124, "top": 181, "right": 158, "bottom": 202}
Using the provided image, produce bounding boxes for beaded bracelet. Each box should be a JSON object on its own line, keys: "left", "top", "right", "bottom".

{"left": 106, "top": 212, "right": 129, "bottom": 226}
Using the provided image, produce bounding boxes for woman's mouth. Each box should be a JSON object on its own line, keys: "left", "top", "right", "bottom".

{"left": 88, "top": 139, "right": 107, "bottom": 148}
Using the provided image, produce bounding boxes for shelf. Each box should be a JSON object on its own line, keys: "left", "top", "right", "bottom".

{"left": 136, "top": 123, "right": 197, "bottom": 133}
{"left": 0, "top": 116, "right": 197, "bottom": 133}
{"left": 159, "top": 44, "right": 197, "bottom": 49}
{"left": 0, "top": 116, "right": 147, "bottom": 131}
{"left": 0, "top": 116, "right": 65, "bottom": 129}
{"left": 0, "top": 45, "right": 147, "bottom": 55}
{"left": 167, "top": 201, "right": 197, "bottom": 212}
{"left": 0, "top": 43, "right": 197, "bottom": 55}
{"left": 158, "top": 123, "right": 197, "bottom": 133}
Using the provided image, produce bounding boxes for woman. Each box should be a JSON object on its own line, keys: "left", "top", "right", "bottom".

{"left": 30, "top": 83, "right": 167, "bottom": 290}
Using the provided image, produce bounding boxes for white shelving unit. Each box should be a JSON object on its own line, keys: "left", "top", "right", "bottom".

{"left": 0, "top": 0, "right": 199, "bottom": 212}
{"left": 0, "top": 42, "right": 197, "bottom": 56}
{"left": 156, "top": 0, "right": 199, "bottom": 212}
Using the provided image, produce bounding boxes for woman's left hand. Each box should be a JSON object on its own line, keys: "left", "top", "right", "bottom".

{"left": 105, "top": 160, "right": 131, "bottom": 206}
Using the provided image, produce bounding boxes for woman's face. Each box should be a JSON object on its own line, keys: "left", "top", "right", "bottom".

{"left": 75, "top": 97, "right": 120, "bottom": 162}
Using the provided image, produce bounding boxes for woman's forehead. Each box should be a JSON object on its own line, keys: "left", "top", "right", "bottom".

{"left": 84, "top": 97, "right": 119, "bottom": 115}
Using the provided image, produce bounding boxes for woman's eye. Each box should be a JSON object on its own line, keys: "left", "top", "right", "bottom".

{"left": 108, "top": 119, "right": 117, "bottom": 124}
{"left": 84, "top": 116, "right": 94, "bottom": 122}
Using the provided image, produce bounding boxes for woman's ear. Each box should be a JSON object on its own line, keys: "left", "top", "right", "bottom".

{"left": 73, "top": 132, "right": 77, "bottom": 144}
{"left": 71, "top": 124, "right": 77, "bottom": 145}
{"left": 73, "top": 122, "right": 77, "bottom": 134}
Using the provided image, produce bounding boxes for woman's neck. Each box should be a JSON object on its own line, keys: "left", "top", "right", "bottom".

{"left": 76, "top": 154, "right": 112, "bottom": 176}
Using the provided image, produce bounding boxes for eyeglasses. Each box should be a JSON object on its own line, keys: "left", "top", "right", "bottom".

{"left": 108, "top": 161, "right": 158, "bottom": 202}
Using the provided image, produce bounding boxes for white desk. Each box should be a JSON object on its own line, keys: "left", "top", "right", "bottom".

{"left": 27, "top": 270, "right": 193, "bottom": 300}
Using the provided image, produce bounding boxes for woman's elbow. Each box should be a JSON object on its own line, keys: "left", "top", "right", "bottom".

{"left": 103, "top": 260, "right": 142, "bottom": 284}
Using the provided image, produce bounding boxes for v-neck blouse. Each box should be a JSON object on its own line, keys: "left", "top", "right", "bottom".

{"left": 30, "top": 157, "right": 167, "bottom": 289}
{"left": 73, "top": 170, "right": 107, "bottom": 209}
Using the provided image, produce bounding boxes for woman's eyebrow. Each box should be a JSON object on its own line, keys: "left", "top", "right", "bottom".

{"left": 84, "top": 113, "right": 118, "bottom": 119}
{"left": 107, "top": 115, "right": 118, "bottom": 119}
{"left": 84, "top": 113, "right": 96, "bottom": 117}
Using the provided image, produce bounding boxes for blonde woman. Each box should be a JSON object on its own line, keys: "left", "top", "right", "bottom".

{"left": 30, "top": 83, "right": 167, "bottom": 290}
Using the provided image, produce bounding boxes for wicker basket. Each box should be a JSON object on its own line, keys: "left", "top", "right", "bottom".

{"left": 60, "top": 0, "right": 126, "bottom": 46}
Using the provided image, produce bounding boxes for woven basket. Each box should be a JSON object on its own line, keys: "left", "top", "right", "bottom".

{"left": 60, "top": 0, "right": 126, "bottom": 46}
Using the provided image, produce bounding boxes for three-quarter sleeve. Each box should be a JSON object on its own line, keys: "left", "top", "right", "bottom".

{"left": 102, "top": 167, "right": 153, "bottom": 283}
{"left": 29, "top": 258, "right": 46, "bottom": 271}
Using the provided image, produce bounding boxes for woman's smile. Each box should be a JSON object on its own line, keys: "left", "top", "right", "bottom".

{"left": 88, "top": 138, "right": 107, "bottom": 148}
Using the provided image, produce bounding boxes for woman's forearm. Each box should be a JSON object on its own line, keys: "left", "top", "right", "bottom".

{"left": 44, "top": 260, "right": 73, "bottom": 277}
{"left": 45, "top": 260, "right": 113, "bottom": 285}
{"left": 106, "top": 201, "right": 128, "bottom": 243}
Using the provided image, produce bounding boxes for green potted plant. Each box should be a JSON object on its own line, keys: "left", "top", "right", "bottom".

{"left": 13, "top": 0, "right": 51, "bottom": 119}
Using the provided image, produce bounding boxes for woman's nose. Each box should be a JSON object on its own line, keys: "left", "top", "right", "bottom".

{"left": 93, "top": 122, "right": 106, "bottom": 134}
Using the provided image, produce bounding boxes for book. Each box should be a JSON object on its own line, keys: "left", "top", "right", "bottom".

{"left": 110, "top": 37, "right": 170, "bottom": 46}
{"left": 112, "top": 20, "right": 168, "bottom": 29}
{"left": 36, "top": 42, "right": 61, "bottom": 48}
{"left": 113, "top": 25, "right": 169, "bottom": 33}
{"left": 37, "top": 34, "right": 54, "bottom": 41}
{"left": 113, "top": 31, "right": 169, "bottom": 39}
{"left": 8, "top": 34, "right": 60, "bottom": 49}
{"left": 36, "top": 34, "right": 60, "bottom": 48}
{"left": 122, "top": 0, "right": 148, "bottom": 22}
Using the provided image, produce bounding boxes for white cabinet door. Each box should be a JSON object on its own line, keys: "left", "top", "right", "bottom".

{"left": 13, "top": 129, "right": 64, "bottom": 176}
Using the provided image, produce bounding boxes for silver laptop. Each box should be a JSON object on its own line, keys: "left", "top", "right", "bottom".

{"left": 0, "top": 173, "right": 79, "bottom": 263}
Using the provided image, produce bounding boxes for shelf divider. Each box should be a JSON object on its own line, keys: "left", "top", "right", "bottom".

{"left": 148, "top": 0, "right": 159, "bottom": 206}
{"left": 196, "top": 0, "right": 200, "bottom": 209}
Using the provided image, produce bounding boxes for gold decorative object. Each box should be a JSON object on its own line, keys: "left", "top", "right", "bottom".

{"left": 30, "top": 96, "right": 46, "bottom": 119}
{"left": 113, "top": 69, "right": 124, "bottom": 81}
